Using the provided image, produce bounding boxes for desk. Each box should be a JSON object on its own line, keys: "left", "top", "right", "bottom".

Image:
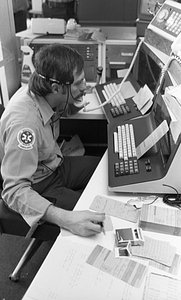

{"left": 22, "top": 151, "right": 181, "bottom": 300}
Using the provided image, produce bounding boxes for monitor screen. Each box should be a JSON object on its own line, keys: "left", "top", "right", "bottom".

{"left": 152, "top": 92, "right": 178, "bottom": 168}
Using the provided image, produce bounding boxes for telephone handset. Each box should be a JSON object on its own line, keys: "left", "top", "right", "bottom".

{"left": 148, "top": 0, "right": 181, "bottom": 42}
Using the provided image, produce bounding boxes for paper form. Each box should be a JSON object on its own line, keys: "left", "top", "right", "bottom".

{"left": 143, "top": 272, "right": 181, "bottom": 300}
{"left": 166, "top": 84, "right": 181, "bottom": 106}
{"left": 131, "top": 235, "right": 176, "bottom": 267}
{"left": 24, "top": 238, "right": 146, "bottom": 300}
{"left": 90, "top": 195, "right": 139, "bottom": 223}
{"left": 170, "top": 120, "right": 181, "bottom": 144}
{"left": 140, "top": 205, "right": 181, "bottom": 228}
{"left": 117, "top": 68, "right": 129, "bottom": 78}
{"left": 136, "top": 120, "right": 169, "bottom": 159}
{"left": 164, "top": 89, "right": 181, "bottom": 122}
{"left": 86, "top": 244, "right": 148, "bottom": 288}
{"left": 133, "top": 84, "right": 153, "bottom": 114}
{"left": 117, "top": 81, "right": 137, "bottom": 99}
{"left": 149, "top": 253, "right": 181, "bottom": 275}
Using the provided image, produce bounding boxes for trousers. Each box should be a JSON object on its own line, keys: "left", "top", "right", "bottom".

{"left": 32, "top": 155, "right": 100, "bottom": 210}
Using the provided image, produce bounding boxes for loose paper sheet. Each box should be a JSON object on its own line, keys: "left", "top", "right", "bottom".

{"left": 117, "top": 81, "right": 137, "bottom": 99}
{"left": 86, "top": 244, "right": 148, "bottom": 288}
{"left": 131, "top": 235, "right": 176, "bottom": 267}
{"left": 149, "top": 253, "right": 181, "bottom": 275}
{"left": 133, "top": 84, "right": 153, "bottom": 114}
{"left": 24, "top": 238, "right": 147, "bottom": 300}
{"left": 90, "top": 195, "right": 139, "bottom": 223}
{"left": 143, "top": 272, "right": 181, "bottom": 300}
{"left": 136, "top": 120, "right": 169, "bottom": 159}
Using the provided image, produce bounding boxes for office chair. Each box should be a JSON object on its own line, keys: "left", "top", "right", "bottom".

{"left": 0, "top": 104, "right": 60, "bottom": 282}
{"left": 0, "top": 196, "right": 60, "bottom": 282}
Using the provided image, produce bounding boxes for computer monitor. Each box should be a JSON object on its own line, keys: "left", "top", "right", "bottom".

{"left": 107, "top": 59, "right": 181, "bottom": 195}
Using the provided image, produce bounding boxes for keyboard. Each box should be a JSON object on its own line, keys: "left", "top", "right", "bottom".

{"left": 95, "top": 79, "right": 141, "bottom": 123}
{"left": 102, "top": 82, "right": 131, "bottom": 118}
{"left": 113, "top": 123, "right": 139, "bottom": 176}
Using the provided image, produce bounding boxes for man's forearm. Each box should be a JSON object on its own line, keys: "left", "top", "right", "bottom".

{"left": 43, "top": 204, "right": 70, "bottom": 228}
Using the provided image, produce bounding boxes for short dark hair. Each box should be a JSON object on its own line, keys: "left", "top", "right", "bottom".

{"left": 29, "top": 43, "right": 84, "bottom": 97}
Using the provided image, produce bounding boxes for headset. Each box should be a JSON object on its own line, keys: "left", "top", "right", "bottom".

{"left": 38, "top": 72, "right": 84, "bottom": 107}
{"left": 37, "top": 72, "right": 75, "bottom": 120}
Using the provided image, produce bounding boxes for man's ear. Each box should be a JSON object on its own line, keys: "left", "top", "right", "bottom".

{"left": 51, "top": 83, "right": 62, "bottom": 94}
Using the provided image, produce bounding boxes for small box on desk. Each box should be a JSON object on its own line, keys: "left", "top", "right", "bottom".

{"left": 139, "top": 204, "right": 181, "bottom": 236}
{"left": 115, "top": 227, "right": 144, "bottom": 247}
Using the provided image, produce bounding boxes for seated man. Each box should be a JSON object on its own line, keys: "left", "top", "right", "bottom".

{"left": 0, "top": 43, "right": 105, "bottom": 237}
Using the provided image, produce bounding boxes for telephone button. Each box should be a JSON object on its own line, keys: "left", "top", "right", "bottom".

{"left": 157, "top": 9, "right": 169, "bottom": 22}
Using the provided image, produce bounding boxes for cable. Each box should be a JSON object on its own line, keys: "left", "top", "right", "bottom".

{"left": 155, "top": 55, "right": 175, "bottom": 95}
{"left": 83, "top": 39, "right": 144, "bottom": 113}
{"left": 162, "top": 184, "right": 181, "bottom": 209}
{"left": 50, "top": 84, "right": 70, "bottom": 123}
{"left": 126, "top": 196, "right": 159, "bottom": 210}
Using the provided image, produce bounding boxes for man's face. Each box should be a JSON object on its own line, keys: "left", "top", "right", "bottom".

{"left": 68, "top": 69, "right": 87, "bottom": 104}
{"left": 54, "top": 69, "right": 87, "bottom": 111}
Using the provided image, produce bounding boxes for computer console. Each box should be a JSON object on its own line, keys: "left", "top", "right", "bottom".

{"left": 107, "top": 60, "right": 181, "bottom": 195}
{"left": 95, "top": 77, "right": 142, "bottom": 124}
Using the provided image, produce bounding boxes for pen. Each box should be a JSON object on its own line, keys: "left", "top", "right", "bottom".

{"left": 98, "top": 221, "right": 106, "bottom": 235}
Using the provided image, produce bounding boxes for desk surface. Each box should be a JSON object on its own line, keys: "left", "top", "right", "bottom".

{"left": 22, "top": 151, "right": 181, "bottom": 300}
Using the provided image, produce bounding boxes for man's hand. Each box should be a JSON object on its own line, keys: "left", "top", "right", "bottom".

{"left": 44, "top": 206, "right": 105, "bottom": 237}
{"left": 64, "top": 210, "right": 105, "bottom": 236}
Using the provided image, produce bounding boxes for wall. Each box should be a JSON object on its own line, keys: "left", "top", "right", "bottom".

{"left": 0, "top": 0, "right": 21, "bottom": 106}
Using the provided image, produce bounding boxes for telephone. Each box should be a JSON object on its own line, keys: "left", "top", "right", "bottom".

{"left": 148, "top": 0, "right": 181, "bottom": 42}
{"left": 138, "top": 0, "right": 165, "bottom": 21}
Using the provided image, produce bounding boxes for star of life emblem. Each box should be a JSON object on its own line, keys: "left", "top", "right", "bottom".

{"left": 17, "top": 128, "right": 35, "bottom": 150}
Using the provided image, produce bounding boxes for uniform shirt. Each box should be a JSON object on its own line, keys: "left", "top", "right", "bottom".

{"left": 0, "top": 86, "right": 65, "bottom": 227}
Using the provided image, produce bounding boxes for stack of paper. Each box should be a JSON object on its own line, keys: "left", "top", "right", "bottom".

{"left": 139, "top": 204, "right": 181, "bottom": 236}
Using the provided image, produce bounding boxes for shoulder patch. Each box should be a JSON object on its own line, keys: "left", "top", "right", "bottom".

{"left": 17, "top": 128, "right": 36, "bottom": 150}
